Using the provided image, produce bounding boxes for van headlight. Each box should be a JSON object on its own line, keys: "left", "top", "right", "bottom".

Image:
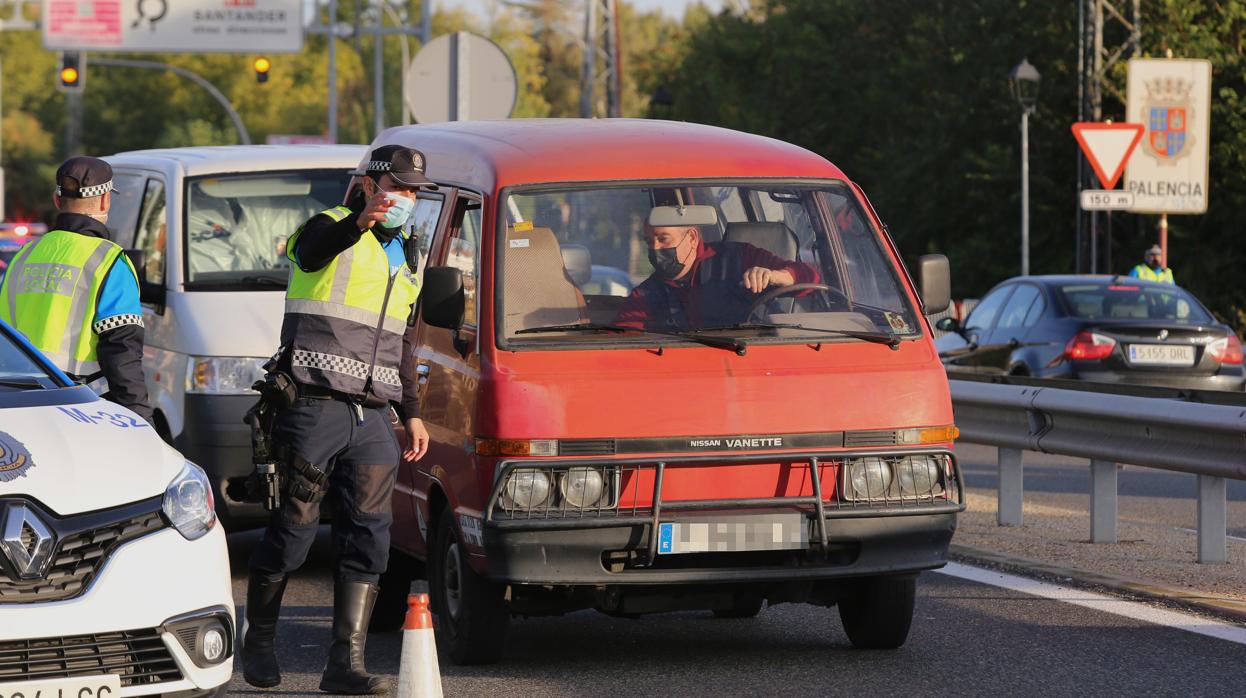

{"left": 500, "top": 469, "right": 553, "bottom": 511}
{"left": 559, "top": 467, "right": 607, "bottom": 508}
{"left": 163, "top": 462, "right": 217, "bottom": 540}
{"left": 187, "top": 356, "right": 267, "bottom": 394}
{"left": 896, "top": 455, "right": 944, "bottom": 497}
{"left": 846, "top": 457, "right": 893, "bottom": 500}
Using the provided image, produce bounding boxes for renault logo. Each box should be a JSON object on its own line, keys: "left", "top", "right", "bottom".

{"left": 1, "top": 503, "right": 56, "bottom": 580}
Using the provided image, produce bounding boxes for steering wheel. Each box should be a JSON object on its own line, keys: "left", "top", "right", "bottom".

{"left": 745, "top": 283, "right": 847, "bottom": 321}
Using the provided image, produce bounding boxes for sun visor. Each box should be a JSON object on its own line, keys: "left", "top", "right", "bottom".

{"left": 647, "top": 205, "right": 718, "bottom": 228}
{"left": 196, "top": 176, "right": 313, "bottom": 198}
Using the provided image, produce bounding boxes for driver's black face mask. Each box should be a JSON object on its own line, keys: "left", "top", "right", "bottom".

{"left": 648, "top": 233, "right": 691, "bottom": 279}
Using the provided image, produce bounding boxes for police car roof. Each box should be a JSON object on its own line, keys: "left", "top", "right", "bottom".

{"left": 370, "top": 119, "right": 847, "bottom": 192}
{"left": 105, "top": 145, "right": 368, "bottom": 178}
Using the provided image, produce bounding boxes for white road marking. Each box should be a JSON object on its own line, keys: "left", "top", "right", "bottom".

{"left": 936, "top": 562, "right": 1246, "bottom": 646}
{"left": 1174, "top": 526, "right": 1246, "bottom": 543}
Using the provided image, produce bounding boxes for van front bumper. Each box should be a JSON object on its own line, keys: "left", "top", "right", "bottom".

{"left": 174, "top": 394, "right": 267, "bottom": 526}
{"left": 484, "top": 509, "right": 958, "bottom": 585}
{"left": 479, "top": 448, "right": 963, "bottom": 586}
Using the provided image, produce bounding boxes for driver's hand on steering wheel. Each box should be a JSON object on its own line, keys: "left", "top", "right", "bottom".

{"left": 742, "top": 266, "right": 796, "bottom": 293}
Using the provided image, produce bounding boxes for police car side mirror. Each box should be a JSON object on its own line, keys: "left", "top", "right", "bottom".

{"left": 918, "top": 254, "right": 951, "bottom": 315}
{"left": 421, "top": 266, "right": 465, "bottom": 331}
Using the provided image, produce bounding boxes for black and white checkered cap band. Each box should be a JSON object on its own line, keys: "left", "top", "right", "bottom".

{"left": 57, "top": 180, "right": 114, "bottom": 198}
{"left": 367, "top": 160, "right": 393, "bottom": 172}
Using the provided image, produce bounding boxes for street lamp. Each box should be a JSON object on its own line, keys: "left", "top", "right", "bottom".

{"left": 1009, "top": 58, "right": 1040, "bottom": 276}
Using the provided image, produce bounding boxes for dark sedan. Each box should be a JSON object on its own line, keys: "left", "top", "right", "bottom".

{"left": 935, "top": 275, "right": 1245, "bottom": 391}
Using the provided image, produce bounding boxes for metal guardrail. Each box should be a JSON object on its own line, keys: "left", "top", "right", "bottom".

{"left": 949, "top": 376, "right": 1244, "bottom": 564}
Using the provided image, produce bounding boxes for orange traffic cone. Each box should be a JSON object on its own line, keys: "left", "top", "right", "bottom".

{"left": 396, "top": 593, "right": 443, "bottom": 698}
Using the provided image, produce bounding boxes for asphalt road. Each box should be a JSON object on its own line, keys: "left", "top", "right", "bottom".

{"left": 225, "top": 527, "right": 1246, "bottom": 697}
{"left": 955, "top": 442, "right": 1246, "bottom": 539}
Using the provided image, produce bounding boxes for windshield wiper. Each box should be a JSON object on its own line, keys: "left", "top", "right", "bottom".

{"left": 686, "top": 321, "right": 903, "bottom": 348}
{"left": 0, "top": 376, "right": 47, "bottom": 390}
{"left": 190, "top": 275, "right": 287, "bottom": 287}
{"left": 516, "top": 322, "right": 746, "bottom": 354}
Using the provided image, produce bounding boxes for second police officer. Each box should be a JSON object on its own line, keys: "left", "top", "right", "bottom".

{"left": 242, "top": 146, "right": 433, "bottom": 695}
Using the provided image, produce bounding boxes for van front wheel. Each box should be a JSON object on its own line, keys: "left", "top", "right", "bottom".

{"left": 429, "top": 508, "right": 509, "bottom": 664}
{"left": 837, "top": 575, "right": 917, "bottom": 649}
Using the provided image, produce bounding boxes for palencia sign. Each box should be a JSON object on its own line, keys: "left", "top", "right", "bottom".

{"left": 1124, "top": 58, "right": 1212, "bottom": 214}
{"left": 43, "top": 0, "right": 304, "bottom": 54}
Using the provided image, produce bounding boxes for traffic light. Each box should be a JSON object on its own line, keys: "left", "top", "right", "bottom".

{"left": 57, "top": 51, "right": 85, "bottom": 93}
{"left": 253, "top": 57, "right": 271, "bottom": 84}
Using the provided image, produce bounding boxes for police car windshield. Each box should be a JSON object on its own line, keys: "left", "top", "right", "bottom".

{"left": 184, "top": 170, "right": 353, "bottom": 289}
{"left": 498, "top": 181, "right": 921, "bottom": 347}
{"left": 0, "top": 325, "right": 57, "bottom": 389}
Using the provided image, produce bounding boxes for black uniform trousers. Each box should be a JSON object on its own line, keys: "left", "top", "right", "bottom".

{"left": 249, "top": 397, "right": 400, "bottom": 585}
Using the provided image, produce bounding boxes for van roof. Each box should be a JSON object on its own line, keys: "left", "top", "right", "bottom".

{"left": 372, "top": 119, "right": 847, "bottom": 192}
{"left": 105, "top": 144, "right": 368, "bottom": 177}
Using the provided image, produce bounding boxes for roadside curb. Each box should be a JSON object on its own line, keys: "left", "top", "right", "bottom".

{"left": 948, "top": 543, "right": 1246, "bottom": 624}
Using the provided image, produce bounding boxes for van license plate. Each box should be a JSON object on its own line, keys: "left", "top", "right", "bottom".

{"left": 1127, "top": 344, "right": 1195, "bottom": 366}
{"left": 657, "top": 515, "right": 807, "bottom": 555}
{"left": 0, "top": 675, "right": 122, "bottom": 698}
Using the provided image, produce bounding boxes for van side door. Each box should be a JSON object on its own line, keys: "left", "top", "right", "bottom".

{"left": 400, "top": 191, "right": 484, "bottom": 560}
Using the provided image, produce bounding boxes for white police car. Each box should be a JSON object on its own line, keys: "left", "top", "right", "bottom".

{"left": 0, "top": 319, "right": 233, "bottom": 696}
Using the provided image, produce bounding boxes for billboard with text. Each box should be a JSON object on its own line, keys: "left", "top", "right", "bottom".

{"left": 43, "top": 0, "right": 303, "bottom": 54}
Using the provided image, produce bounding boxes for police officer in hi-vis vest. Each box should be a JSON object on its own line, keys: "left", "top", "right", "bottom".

{"left": 243, "top": 145, "right": 432, "bottom": 695}
{"left": 0, "top": 156, "right": 152, "bottom": 422}
{"left": 1128, "top": 244, "right": 1176, "bottom": 284}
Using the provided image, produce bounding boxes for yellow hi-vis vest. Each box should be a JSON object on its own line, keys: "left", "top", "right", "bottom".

{"left": 1129, "top": 264, "right": 1175, "bottom": 284}
{"left": 280, "top": 206, "right": 421, "bottom": 402}
{"left": 0, "top": 229, "right": 135, "bottom": 376}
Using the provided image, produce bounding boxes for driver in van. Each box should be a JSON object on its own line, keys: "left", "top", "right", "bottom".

{"left": 613, "top": 212, "right": 820, "bottom": 331}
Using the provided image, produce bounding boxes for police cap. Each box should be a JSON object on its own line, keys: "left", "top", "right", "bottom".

{"left": 55, "top": 156, "right": 114, "bottom": 199}
{"left": 352, "top": 145, "right": 438, "bottom": 189}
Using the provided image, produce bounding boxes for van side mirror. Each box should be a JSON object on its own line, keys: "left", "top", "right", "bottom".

{"left": 421, "top": 266, "right": 465, "bottom": 330}
{"left": 917, "top": 254, "right": 950, "bottom": 315}
{"left": 125, "top": 248, "right": 167, "bottom": 306}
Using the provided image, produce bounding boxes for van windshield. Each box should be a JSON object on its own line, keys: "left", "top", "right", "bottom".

{"left": 184, "top": 170, "right": 352, "bottom": 289}
{"left": 499, "top": 181, "right": 920, "bottom": 347}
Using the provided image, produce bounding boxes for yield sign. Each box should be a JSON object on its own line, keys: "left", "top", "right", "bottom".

{"left": 1071, "top": 122, "right": 1145, "bottom": 189}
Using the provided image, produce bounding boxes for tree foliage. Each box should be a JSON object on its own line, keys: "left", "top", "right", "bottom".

{"left": 658, "top": 0, "right": 1246, "bottom": 329}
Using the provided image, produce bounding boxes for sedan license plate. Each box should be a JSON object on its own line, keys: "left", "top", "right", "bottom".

{"left": 657, "top": 514, "right": 807, "bottom": 555}
{"left": 1127, "top": 343, "right": 1195, "bottom": 366}
{"left": 0, "top": 675, "right": 121, "bottom": 698}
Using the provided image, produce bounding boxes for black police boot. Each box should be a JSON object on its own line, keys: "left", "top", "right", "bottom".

{"left": 319, "top": 581, "right": 391, "bottom": 695}
{"left": 241, "top": 574, "right": 288, "bottom": 688}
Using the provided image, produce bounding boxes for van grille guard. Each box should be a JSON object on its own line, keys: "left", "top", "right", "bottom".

{"left": 484, "top": 448, "right": 964, "bottom": 564}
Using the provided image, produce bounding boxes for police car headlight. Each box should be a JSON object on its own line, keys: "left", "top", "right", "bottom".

{"left": 500, "top": 469, "right": 553, "bottom": 511}
{"left": 163, "top": 461, "right": 217, "bottom": 540}
{"left": 187, "top": 356, "right": 267, "bottom": 394}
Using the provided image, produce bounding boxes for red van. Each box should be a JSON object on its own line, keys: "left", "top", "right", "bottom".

{"left": 367, "top": 120, "right": 961, "bottom": 664}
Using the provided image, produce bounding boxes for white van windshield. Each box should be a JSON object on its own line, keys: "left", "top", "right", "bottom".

{"left": 184, "top": 170, "right": 352, "bottom": 289}
{"left": 499, "top": 181, "right": 920, "bottom": 348}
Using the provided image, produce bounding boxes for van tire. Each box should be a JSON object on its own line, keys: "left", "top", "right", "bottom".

{"left": 369, "top": 549, "right": 421, "bottom": 633}
{"left": 711, "top": 594, "right": 764, "bottom": 619}
{"left": 429, "top": 508, "right": 509, "bottom": 664}
{"left": 838, "top": 575, "right": 916, "bottom": 649}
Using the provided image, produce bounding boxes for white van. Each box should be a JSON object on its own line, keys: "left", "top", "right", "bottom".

{"left": 103, "top": 145, "right": 367, "bottom": 527}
